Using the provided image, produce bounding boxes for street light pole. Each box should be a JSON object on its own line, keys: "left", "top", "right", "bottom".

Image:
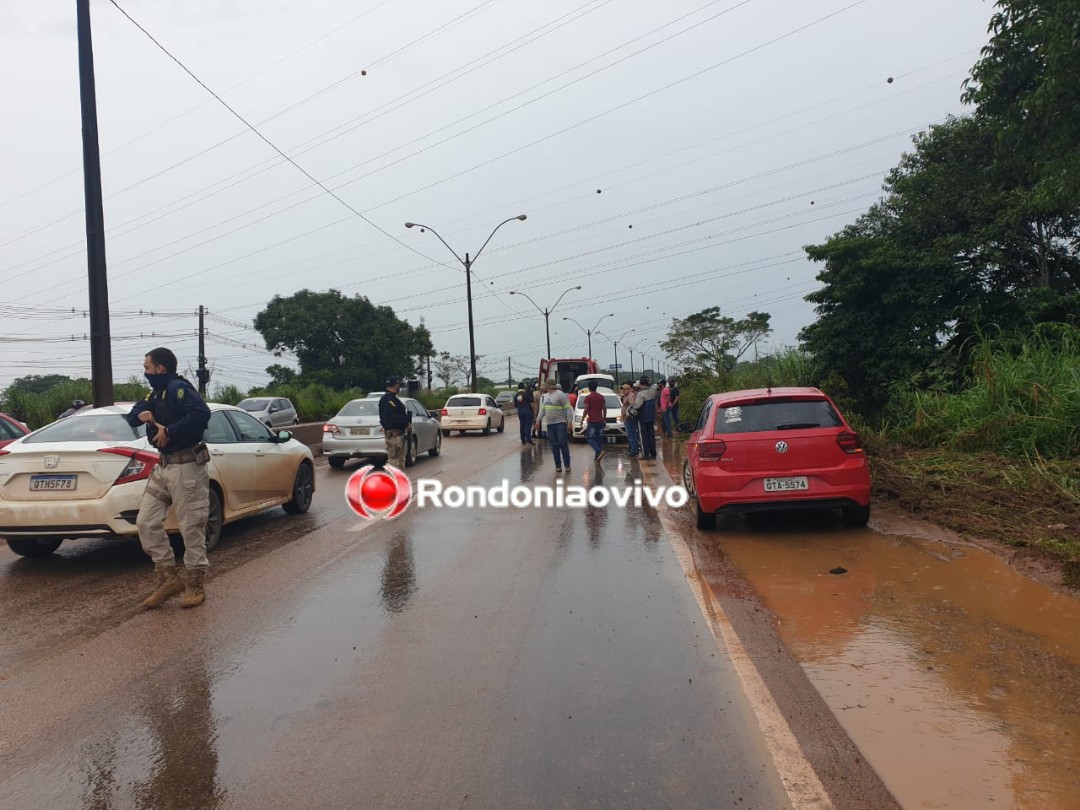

{"left": 562, "top": 313, "right": 613, "bottom": 363}
{"left": 405, "top": 215, "right": 526, "bottom": 392}
{"left": 509, "top": 286, "right": 581, "bottom": 359}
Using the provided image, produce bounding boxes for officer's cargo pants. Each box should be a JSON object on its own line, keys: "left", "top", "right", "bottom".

{"left": 385, "top": 429, "right": 406, "bottom": 469}
{"left": 136, "top": 460, "right": 210, "bottom": 569}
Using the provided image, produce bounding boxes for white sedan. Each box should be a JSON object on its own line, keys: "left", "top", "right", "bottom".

{"left": 0, "top": 403, "right": 315, "bottom": 558}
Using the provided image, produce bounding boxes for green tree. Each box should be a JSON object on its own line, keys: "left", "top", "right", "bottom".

{"left": 254, "top": 289, "right": 432, "bottom": 391}
{"left": 265, "top": 364, "right": 297, "bottom": 387}
{"left": 660, "top": 307, "right": 771, "bottom": 378}
{"left": 5, "top": 375, "right": 73, "bottom": 397}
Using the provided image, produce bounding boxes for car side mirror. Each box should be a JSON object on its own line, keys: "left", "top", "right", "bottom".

{"left": 428, "top": 410, "right": 440, "bottom": 419}
{"left": 276, "top": 430, "right": 292, "bottom": 443}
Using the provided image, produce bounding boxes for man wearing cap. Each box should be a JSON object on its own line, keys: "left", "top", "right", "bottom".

{"left": 634, "top": 376, "right": 659, "bottom": 460}
{"left": 513, "top": 382, "right": 535, "bottom": 445}
{"left": 539, "top": 378, "right": 573, "bottom": 472}
{"left": 379, "top": 376, "right": 412, "bottom": 469}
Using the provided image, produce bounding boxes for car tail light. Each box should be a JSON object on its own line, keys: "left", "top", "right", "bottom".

{"left": 98, "top": 447, "right": 159, "bottom": 486}
{"left": 323, "top": 423, "right": 340, "bottom": 434}
{"left": 440, "top": 408, "right": 448, "bottom": 416}
{"left": 698, "top": 440, "right": 727, "bottom": 461}
{"left": 0, "top": 449, "right": 9, "bottom": 456}
{"left": 837, "top": 431, "right": 864, "bottom": 454}
{"left": 478, "top": 407, "right": 487, "bottom": 415}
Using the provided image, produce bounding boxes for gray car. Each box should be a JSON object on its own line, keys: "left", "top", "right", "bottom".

{"left": 235, "top": 397, "right": 299, "bottom": 428}
{"left": 323, "top": 396, "right": 442, "bottom": 469}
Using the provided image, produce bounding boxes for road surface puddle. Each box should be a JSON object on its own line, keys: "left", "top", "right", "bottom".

{"left": 699, "top": 509, "right": 1080, "bottom": 808}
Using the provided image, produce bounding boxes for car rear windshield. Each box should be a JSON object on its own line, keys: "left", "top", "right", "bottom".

{"left": 448, "top": 397, "right": 482, "bottom": 407}
{"left": 237, "top": 399, "right": 270, "bottom": 411}
{"left": 337, "top": 400, "right": 379, "bottom": 416}
{"left": 24, "top": 414, "right": 141, "bottom": 443}
{"left": 578, "top": 394, "right": 621, "bottom": 409}
{"left": 713, "top": 398, "right": 842, "bottom": 435}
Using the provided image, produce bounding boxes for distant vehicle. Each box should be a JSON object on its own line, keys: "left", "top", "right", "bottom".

{"left": 494, "top": 391, "right": 516, "bottom": 407}
{"left": 682, "top": 387, "right": 871, "bottom": 531}
{"left": 440, "top": 394, "right": 505, "bottom": 436}
{"left": 236, "top": 397, "right": 299, "bottom": 428}
{"left": 0, "top": 413, "right": 31, "bottom": 449}
{"left": 572, "top": 373, "right": 615, "bottom": 392}
{"left": 570, "top": 388, "right": 625, "bottom": 443}
{"left": 322, "top": 396, "right": 441, "bottom": 470}
{"left": 0, "top": 404, "right": 315, "bottom": 557}
{"left": 538, "top": 358, "right": 598, "bottom": 392}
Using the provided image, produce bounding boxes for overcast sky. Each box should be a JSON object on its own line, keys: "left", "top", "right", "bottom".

{"left": 0, "top": 0, "right": 995, "bottom": 391}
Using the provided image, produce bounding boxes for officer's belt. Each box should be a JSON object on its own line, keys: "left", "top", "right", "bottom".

{"left": 159, "top": 447, "right": 199, "bottom": 466}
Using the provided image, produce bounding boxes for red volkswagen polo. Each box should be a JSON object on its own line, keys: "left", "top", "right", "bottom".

{"left": 682, "top": 387, "right": 871, "bottom": 530}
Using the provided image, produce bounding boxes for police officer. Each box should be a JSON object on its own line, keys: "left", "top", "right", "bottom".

{"left": 513, "top": 382, "right": 535, "bottom": 445}
{"left": 126, "top": 347, "right": 212, "bottom": 610}
{"left": 379, "top": 376, "right": 412, "bottom": 469}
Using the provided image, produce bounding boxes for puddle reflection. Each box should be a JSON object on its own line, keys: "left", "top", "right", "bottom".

{"left": 699, "top": 512, "right": 1080, "bottom": 809}
{"left": 380, "top": 532, "right": 417, "bottom": 614}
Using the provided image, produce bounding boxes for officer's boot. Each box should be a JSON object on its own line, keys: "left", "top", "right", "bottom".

{"left": 179, "top": 567, "right": 207, "bottom": 609}
{"left": 142, "top": 563, "right": 184, "bottom": 609}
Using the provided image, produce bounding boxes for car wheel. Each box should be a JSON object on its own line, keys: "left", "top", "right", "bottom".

{"left": 695, "top": 498, "right": 716, "bottom": 531}
{"left": 458, "top": 430, "right": 466, "bottom": 435}
{"left": 404, "top": 437, "right": 417, "bottom": 468}
{"left": 204, "top": 487, "right": 224, "bottom": 552}
{"left": 283, "top": 462, "right": 315, "bottom": 514}
{"left": 841, "top": 504, "right": 871, "bottom": 528}
{"left": 482, "top": 420, "right": 491, "bottom": 435}
{"left": 328, "top": 456, "right": 346, "bottom": 470}
{"left": 429, "top": 431, "right": 442, "bottom": 457}
{"left": 496, "top": 418, "right": 504, "bottom": 433}
{"left": 442, "top": 429, "right": 451, "bottom": 437}
{"left": 5, "top": 537, "right": 63, "bottom": 557}
{"left": 293, "top": 418, "right": 300, "bottom": 425}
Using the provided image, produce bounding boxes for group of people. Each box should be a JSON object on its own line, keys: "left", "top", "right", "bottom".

{"left": 511, "top": 375, "right": 680, "bottom": 471}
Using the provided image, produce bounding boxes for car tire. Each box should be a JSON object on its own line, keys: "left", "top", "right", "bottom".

{"left": 205, "top": 487, "right": 224, "bottom": 552}
{"left": 695, "top": 498, "right": 717, "bottom": 530}
{"left": 496, "top": 419, "right": 504, "bottom": 433}
{"left": 429, "top": 431, "right": 442, "bottom": 457}
{"left": 442, "top": 429, "right": 451, "bottom": 437}
{"left": 482, "top": 420, "right": 491, "bottom": 435}
{"left": 841, "top": 504, "right": 871, "bottom": 528}
{"left": 404, "top": 437, "right": 417, "bottom": 468}
{"left": 5, "top": 537, "right": 63, "bottom": 557}
{"left": 293, "top": 418, "right": 300, "bottom": 425}
{"left": 283, "top": 462, "right": 315, "bottom": 514}
{"left": 458, "top": 430, "right": 466, "bottom": 436}
{"left": 328, "top": 456, "right": 346, "bottom": 470}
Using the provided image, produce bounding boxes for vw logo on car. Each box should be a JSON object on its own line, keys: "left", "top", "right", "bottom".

{"left": 775, "top": 441, "right": 788, "bottom": 454}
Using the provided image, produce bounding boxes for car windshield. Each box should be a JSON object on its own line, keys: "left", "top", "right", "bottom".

{"left": 337, "top": 400, "right": 379, "bottom": 417}
{"left": 713, "top": 398, "right": 842, "bottom": 435}
{"left": 448, "top": 397, "right": 482, "bottom": 407}
{"left": 237, "top": 399, "right": 270, "bottom": 411}
{"left": 24, "top": 414, "right": 141, "bottom": 443}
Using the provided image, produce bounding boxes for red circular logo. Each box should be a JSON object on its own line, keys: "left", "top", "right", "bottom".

{"left": 345, "top": 465, "right": 411, "bottom": 520}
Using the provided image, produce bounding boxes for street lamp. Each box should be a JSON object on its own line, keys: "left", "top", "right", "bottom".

{"left": 508, "top": 286, "right": 581, "bottom": 359}
{"left": 405, "top": 214, "right": 526, "bottom": 392}
{"left": 561, "top": 313, "right": 613, "bottom": 361}
{"left": 626, "top": 340, "right": 645, "bottom": 380}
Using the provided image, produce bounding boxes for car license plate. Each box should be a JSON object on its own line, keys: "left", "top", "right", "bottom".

{"left": 605, "top": 436, "right": 617, "bottom": 444}
{"left": 349, "top": 427, "right": 370, "bottom": 436}
{"left": 30, "top": 475, "right": 77, "bottom": 492}
{"left": 764, "top": 476, "right": 808, "bottom": 492}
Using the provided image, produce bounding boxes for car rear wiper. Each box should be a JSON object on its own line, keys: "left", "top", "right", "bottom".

{"left": 776, "top": 422, "right": 820, "bottom": 430}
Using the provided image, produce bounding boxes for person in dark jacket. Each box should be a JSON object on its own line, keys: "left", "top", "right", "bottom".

{"left": 634, "top": 377, "right": 658, "bottom": 460}
{"left": 379, "top": 376, "right": 412, "bottom": 469}
{"left": 513, "top": 382, "right": 535, "bottom": 445}
{"left": 125, "top": 347, "right": 212, "bottom": 610}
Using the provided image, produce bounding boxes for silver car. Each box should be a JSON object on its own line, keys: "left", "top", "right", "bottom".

{"left": 236, "top": 397, "right": 299, "bottom": 428}
{"left": 323, "top": 396, "right": 442, "bottom": 469}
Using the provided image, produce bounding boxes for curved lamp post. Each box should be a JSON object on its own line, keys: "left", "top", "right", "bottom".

{"left": 508, "top": 286, "right": 581, "bottom": 359}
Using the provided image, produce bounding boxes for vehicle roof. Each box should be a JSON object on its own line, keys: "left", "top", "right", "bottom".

{"left": 74, "top": 402, "right": 242, "bottom": 416}
{"left": 710, "top": 387, "right": 827, "bottom": 404}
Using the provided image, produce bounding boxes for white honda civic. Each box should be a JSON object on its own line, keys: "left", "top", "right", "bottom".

{"left": 0, "top": 403, "right": 315, "bottom": 557}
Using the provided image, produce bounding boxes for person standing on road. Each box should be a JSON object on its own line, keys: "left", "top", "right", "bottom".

{"left": 126, "top": 347, "right": 212, "bottom": 610}
{"left": 540, "top": 378, "right": 573, "bottom": 472}
{"left": 379, "top": 376, "right": 412, "bottom": 469}
{"left": 621, "top": 381, "right": 640, "bottom": 458}
{"left": 582, "top": 379, "right": 607, "bottom": 463}
{"left": 669, "top": 378, "right": 681, "bottom": 433}
{"left": 659, "top": 378, "right": 673, "bottom": 438}
{"left": 513, "top": 382, "right": 535, "bottom": 445}
{"left": 635, "top": 376, "right": 659, "bottom": 460}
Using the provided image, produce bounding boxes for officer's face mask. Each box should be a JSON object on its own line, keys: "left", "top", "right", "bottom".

{"left": 145, "top": 372, "right": 170, "bottom": 389}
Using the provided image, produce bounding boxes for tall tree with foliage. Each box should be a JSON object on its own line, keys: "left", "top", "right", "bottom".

{"left": 661, "top": 308, "right": 771, "bottom": 378}
{"left": 254, "top": 289, "right": 432, "bottom": 391}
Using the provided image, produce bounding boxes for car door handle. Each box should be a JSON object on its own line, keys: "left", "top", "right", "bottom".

{"left": 210, "top": 449, "right": 224, "bottom": 456}
{"left": 254, "top": 450, "right": 266, "bottom": 457}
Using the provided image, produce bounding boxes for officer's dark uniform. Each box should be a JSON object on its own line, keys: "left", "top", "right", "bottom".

{"left": 514, "top": 385, "right": 535, "bottom": 444}
{"left": 378, "top": 380, "right": 411, "bottom": 469}
{"left": 126, "top": 374, "right": 212, "bottom": 577}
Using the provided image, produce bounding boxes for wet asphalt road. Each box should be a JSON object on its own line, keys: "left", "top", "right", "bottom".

{"left": 0, "top": 424, "right": 893, "bottom": 809}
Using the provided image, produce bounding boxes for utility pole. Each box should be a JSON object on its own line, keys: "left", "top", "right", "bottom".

{"left": 427, "top": 355, "right": 432, "bottom": 393}
{"left": 196, "top": 305, "right": 210, "bottom": 395}
{"left": 464, "top": 252, "right": 477, "bottom": 392}
{"left": 508, "top": 356, "right": 512, "bottom": 386}
{"left": 77, "top": 0, "right": 113, "bottom": 407}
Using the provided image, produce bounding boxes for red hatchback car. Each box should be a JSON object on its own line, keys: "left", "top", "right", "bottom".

{"left": 0, "top": 413, "right": 30, "bottom": 450}
{"left": 682, "top": 387, "right": 871, "bottom": 530}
